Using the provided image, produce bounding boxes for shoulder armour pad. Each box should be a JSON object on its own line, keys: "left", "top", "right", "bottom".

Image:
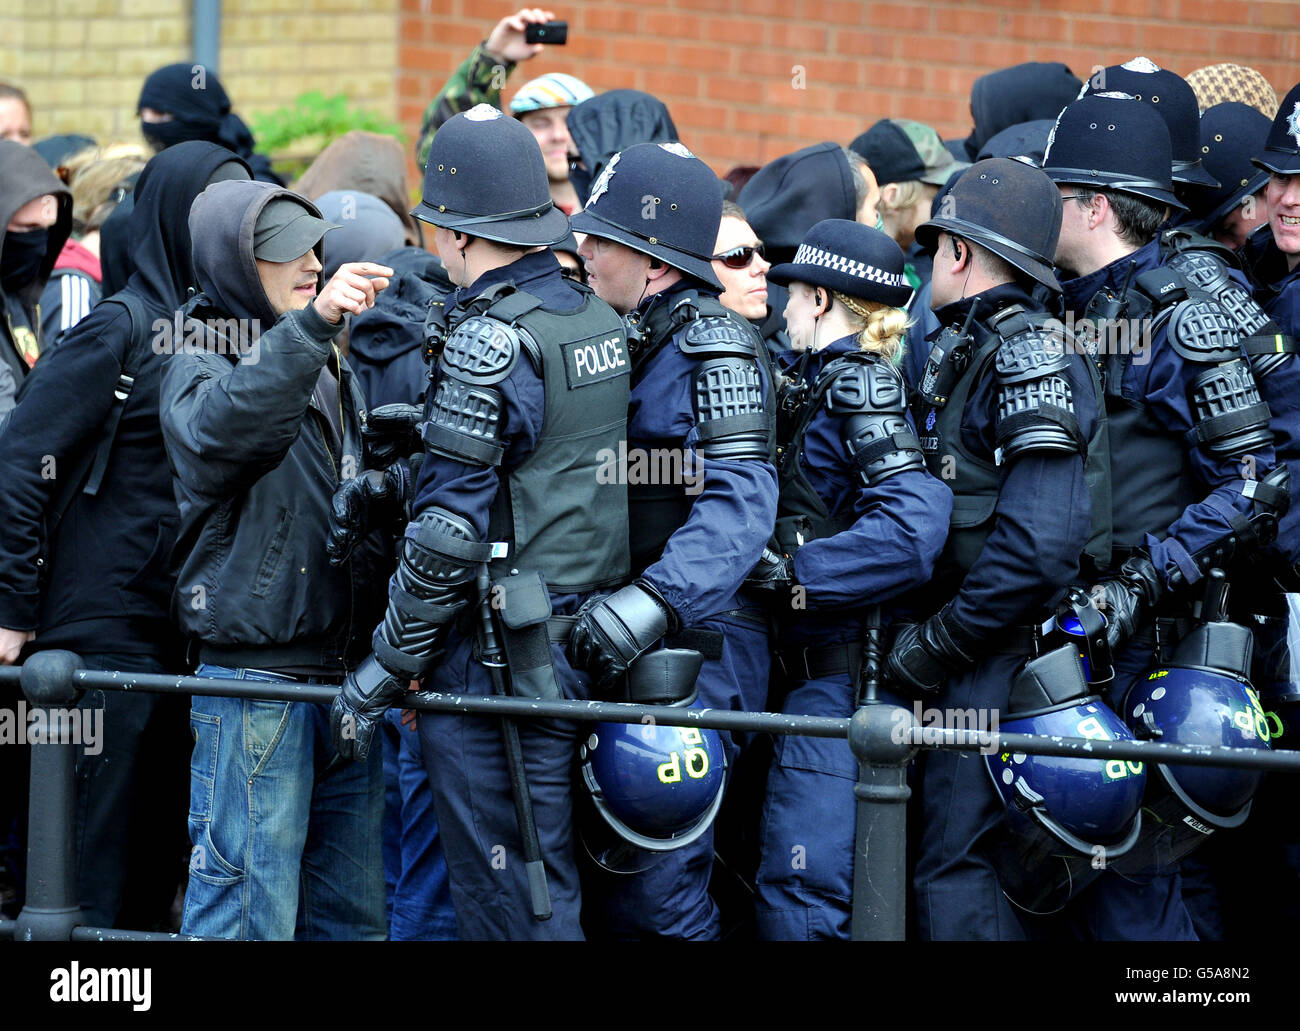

{"left": 1134, "top": 267, "right": 1188, "bottom": 311}
{"left": 1161, "top": 227, "right": 1241, "bottom": 270}
{"left": 1165, "top": 247, "right": 1233, "bottom": 296}
{"left": 1165, "top": 248, "right": 1271, "bottom": 338}
{"left": 823, "top": 355, "right": 906, "bottom": 416}
{"left": 441, "top": 314, "right": 522, "bottom": 385}
{"left": 1168, "top": 298, "right": 1243, "bottom": 363}
{"left": 679, "top": 311, "right": 760, "bottom": 357}
{"left": 994, "top": 323, "right": 1072, "bottom": 384}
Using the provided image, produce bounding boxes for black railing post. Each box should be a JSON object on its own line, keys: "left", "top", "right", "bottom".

{"left": 848, "top": 700, "right": 917, "bottom": 941}
{"left": 15, "top": 650, "right": 84, "bottom": 941}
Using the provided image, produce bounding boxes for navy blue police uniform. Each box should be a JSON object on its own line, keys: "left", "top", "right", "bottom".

{"left": 1044, "top": 96, "right": 1288, "bottom": 940}
{"left": 570, "top": 142, "right": 780, "bottom": 939}
{"left": 751, "top": 220, "right": 952, "bottom": 939}
{"left": 887, "top": 161, "right": 1107, "bottom": 939}
{"left": 329, "top": 106, "right": 632, "bottom": 940}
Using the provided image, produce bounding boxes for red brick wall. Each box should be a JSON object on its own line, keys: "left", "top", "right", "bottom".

{"left": 397, "top": 0, "right": 1300, "bottom": 177}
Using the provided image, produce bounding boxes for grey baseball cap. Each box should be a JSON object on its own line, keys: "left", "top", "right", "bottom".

{"left": 253, "top": 196, "right": 340, "bottom": 262}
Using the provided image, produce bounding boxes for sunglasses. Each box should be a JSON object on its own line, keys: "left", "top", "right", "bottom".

{"left": 559, "top": 264, "right": 587, "bottom": 284}
{"left": 712, "top": 243, "right": 765, "bottom": 269}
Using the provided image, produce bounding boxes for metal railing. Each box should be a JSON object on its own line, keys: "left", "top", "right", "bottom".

{"left": 2, "top": 649, "right": 1298, "bottom": 941}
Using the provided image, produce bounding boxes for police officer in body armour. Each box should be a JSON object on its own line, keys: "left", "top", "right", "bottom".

{"left": 1043, "top": 94, "right": 1288, "bottom": 939}
{"left": 572, "top": 142, "right": 779, "bottom": 939}
{"left": 886, "top": 159, "right": 1107, "bottom": 940}
{"left": 329, "top": 104, "right": 632, "bottom": 940}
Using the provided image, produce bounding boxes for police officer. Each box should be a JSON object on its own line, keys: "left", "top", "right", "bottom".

{"left": 752, "top": 219, "right": 951, "bottom": 939}
{"left": 329, "top": 104, "right": 632, "bottom": 940}
{"left": 885, "top": 158, "right": 1105, "bottom": 940}
{"left": 571, "top": 142, "right": 779, "bottom": 939}
{"left": 1043, "top": 94, "right": 1288, "bottom": 939}
{"left": 1245, "top": 82, "right": 1300, "bottom": 339}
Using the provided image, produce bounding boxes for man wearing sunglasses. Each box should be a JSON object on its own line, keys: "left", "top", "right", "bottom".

{"left": 712, "top": 200, "right": 787, "bottom": 358}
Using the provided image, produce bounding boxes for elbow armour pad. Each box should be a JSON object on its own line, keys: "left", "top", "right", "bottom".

{"left": 685, "top": 311, "right": 772, "bottom": 462}
{"left": 421, "top": 314, "right": 529, "bottom": 467}
{"left": 993, "top": 324, "right": 1086, "bottom": 464}
{"left": 373, "top": 507, "right": 491, "bottom": 679}
{"left": 824, "top": 357, "right": 924, "bottom": 487}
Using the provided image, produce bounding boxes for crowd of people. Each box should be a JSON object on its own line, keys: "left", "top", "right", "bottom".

{"left": 0, "top": 8, "right": 1298, "bottom": 941}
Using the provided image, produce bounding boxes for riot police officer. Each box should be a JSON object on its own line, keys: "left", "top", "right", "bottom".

{"left": 571, "top": 141, "right": 779, "bottom": 939}
{"left": 329, "top": 104, "right": 632, "bottom": 940}
{"left": 887, "top": 158, "right": 1106, "bottom": 940}
{"left": 1043, "top": 94, "right": 1288, "bottom": 939}
{"left": 1245, "top": 81, "right": 1300, "bottom": 339}
{"left": 753, "top": 219, "right": 952, "bottom": 939}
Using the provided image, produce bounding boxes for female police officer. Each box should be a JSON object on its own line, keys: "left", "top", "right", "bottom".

{"left": 751, "top": 219, "right": 952, "bottom": 939}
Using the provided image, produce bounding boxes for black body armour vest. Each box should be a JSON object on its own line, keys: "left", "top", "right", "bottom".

{"left": 624, "top": 290, "right": 777, "bottom": 573}
{"left": 773, "top": 351, "right": 874, "bottom": 554}
{"left": 914, "top": 305, "right": 1112, "bottom": 589}
{"left": 451, "top": 286, "right": 632, "bottom": 593}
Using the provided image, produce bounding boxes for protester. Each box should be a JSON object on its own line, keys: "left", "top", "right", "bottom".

{"left": 161, "top": 180, "right": 393, "bottom": 940}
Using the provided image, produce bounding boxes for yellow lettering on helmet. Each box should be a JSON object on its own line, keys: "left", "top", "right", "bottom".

{"left": 657, "top": 752, "right": 682, "bottom": 784}
{"left": 684, "top": 747, "right": 710, "bottom": 779}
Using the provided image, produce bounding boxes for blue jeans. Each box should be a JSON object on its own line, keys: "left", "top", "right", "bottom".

{"left": 181, "top": 665, "right": 385, "bottom": 940}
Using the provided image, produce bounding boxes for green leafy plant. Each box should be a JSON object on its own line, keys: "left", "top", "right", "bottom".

{"left": 249, "top": 91, "right": 405, "bottom": 179}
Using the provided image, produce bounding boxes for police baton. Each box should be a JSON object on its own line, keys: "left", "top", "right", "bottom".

{"left": 476, "top": 567, "right": 552, "bottom": 921}
{"left": 858, "top": 604, "right": 884, "bottom": 706}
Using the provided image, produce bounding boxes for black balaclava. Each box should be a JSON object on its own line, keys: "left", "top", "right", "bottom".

{"left": 137, "top": 63, "right": 230, "bottom": 150}
{"left": 1, "top": 229, "right": 48, "bottom": 294}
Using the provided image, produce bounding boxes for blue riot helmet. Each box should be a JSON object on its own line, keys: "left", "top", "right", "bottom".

{"left": 1112, "top": 576, "right": 1271, "bottom": 876}
{"left": 577, "top": 648, "right": 727, "bottom": 873}
{"left": 984, "top": 645, "right": 1146, "bottom": 914}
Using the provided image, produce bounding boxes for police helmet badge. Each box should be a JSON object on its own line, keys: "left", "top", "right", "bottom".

{"left": 586, "top": 151, "right": 620, "bottom": 207}
{"left": 1120, "top": 56, "right": 1160, "bottom": 74}
{"left": 657, "top": 141, "right": 695, "bottom": 159}
{"left": 1288, "top": 101, "right": 1300, "bottom": 148}
{"left": 463, "top": 103, "right": 501, "bottom": 121}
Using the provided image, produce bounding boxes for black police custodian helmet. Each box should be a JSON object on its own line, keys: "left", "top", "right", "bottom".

{"left": 767, "top": 218, "right": 912, "bottom": 308}
{"left": 569, "top": 141, "right": 725, "bottom": 291}
{"left": 1084, "top": 58, "right": 1219, "bottom": 189}
{"left": 1042, "top": 93, "right": 1185, "bottom": 212}
{"left": 412, "top": 104, "right": 570, "bottom": 247}
{"left": 1251, "top": 81, "right": 1300, "bottom": 176}
{"left": 915, "top": 158, "right": 1064, "bottom": 292}
{"left": 1196, "top": 103, "right": 1272, "bottom": 231}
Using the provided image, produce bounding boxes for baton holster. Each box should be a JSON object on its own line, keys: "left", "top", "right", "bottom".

{"left": 492, "top": 570, "right": 562, "bottom": 701}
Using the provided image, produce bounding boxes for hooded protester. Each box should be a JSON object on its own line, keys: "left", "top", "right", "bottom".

{"left": 947, "top": 62, "right": 1082, "bottom": 163}
{"left": 565, "top": 89, "right": 678, "bottom": 206}
{"left": 0, "top": 139, "right": 72, "bottom": 410}
{"left": 0, "top": 141, "right": 252, "bottom": 929}
{"left": 739, "top": 142, "right": 882, "bottom": 346}
{"left": 161, "top": 178, "right": 395, "bottom": 940}
{"left": 39, "top": 145, "right": 148, "bottom": 350}
{"left": 137, "top": 62, "right": 282, "bottom": 184}
{"left": 295, "top": 130, "right": 424, "bottom": 248}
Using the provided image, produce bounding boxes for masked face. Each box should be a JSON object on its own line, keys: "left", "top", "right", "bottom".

{"left": 0, "top": 228, "right": 47, "bottom": 293}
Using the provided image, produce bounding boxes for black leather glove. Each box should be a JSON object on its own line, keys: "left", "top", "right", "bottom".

{"left": 327, "top": 464, "right": 410, "bottom": 566}
{"left": 1091, "top": 548, "right": 1163, "bottom": 653}
{"left": 884, "top": 607, "right": 976, "bottom": 696}
{"left": 362, "top": 403, "right": 424, "bottom": 468}
{"left": 743, "top": 547, "right": 795, "bottom": 591}
{"left": 567, "top": 579, "right": 678, "bottom": 692}
{"left": 330, "top": 653, "right": 408, "bottom": 762}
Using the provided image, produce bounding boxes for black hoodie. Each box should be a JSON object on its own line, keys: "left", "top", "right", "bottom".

{"left": 161, "top": 180, "right": 388, "bottom": 672}
{"left": 0, "top": 142, "right": 250, "bottom": 656}
{"left": 737, "top": 142, "right": 859, "bottom": 347}
{"left": 949, "top": 62, "right": 1082, "bottom": 163}
{"left": 566, "top": 90, "right": 679, "bottom": 206}
{"left": 0, "top": 140, "right": 72, "bottom": 411}
{"left": 346, "top": 245, "right": 451, "bottom": 409}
